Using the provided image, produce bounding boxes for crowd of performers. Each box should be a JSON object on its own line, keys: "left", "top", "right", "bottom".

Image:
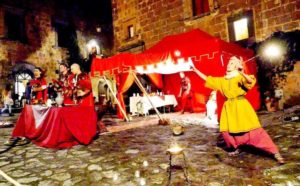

{"left": 28, "top": 63, "right": 93, "bottom": 107}
{"left": 5, "top": 54, "right": 285, "bottom": 164}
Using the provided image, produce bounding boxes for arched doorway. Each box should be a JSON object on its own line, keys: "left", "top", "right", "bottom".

{"left": 15, "top": 73, "right": 32, "bottom": 99}
{"left": 12, "top": 63, "right": 35, "bottom": 100}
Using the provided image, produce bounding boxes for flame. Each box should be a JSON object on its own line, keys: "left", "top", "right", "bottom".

{"left": 167, "top": 144, "right": 183, "bottom": 155}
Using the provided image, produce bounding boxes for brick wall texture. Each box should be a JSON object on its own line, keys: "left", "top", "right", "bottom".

{"left": 112, "top": 0, "right": 300, "bottom": 107}
{"left": 112, "top": 0, "right": 300, "bottom": 50}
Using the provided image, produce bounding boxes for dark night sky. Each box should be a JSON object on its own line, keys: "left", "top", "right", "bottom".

{"left": 53, "top": 0, "right": 113, "bottom": 24}
{"left": 1, "top": 0, "right": 113, "bottom": 26}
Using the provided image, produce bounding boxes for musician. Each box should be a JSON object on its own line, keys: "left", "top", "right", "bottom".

{"left": 192, "top": 56, "right": 284, "bottom": 164}
{"left": 70, "top": 63, "right": 94, "bottom": 106}
{"left": 30, "top": 67, "right": 47, "bottom": 104}
{"left": 53, "top": 63, "right": 73, "bottom": 104}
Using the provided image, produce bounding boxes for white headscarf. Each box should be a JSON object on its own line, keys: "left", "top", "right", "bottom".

{"left": 225, "top": 56, "right": 243, "bottom": 79}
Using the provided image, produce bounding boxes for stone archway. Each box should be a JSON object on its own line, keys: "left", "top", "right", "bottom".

{"left": 12, "top": 62, "right": 35, "bottom": 99}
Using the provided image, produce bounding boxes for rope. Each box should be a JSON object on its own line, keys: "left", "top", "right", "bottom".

{"left": 0, "top": 169, "right": 23, "bottom": 186}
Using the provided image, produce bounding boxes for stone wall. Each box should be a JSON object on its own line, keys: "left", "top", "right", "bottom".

{"left": 0, "top": 2, "right": 102, "bottom": 91}
{"left": 112, "top": 0, "right": 300, "bottom": 107}
{"left": 112, "top": 0, "right": 300, "bottom": 50}
{"left": 112, "top": 0, "right": 185, "bottom": 51}
{"left": 0, "top": 8, "right": 66, "bottom": 88}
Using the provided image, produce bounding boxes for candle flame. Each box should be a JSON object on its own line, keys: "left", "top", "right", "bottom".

{"left": 167, "top": 144, "right": 183, "bottom": 155}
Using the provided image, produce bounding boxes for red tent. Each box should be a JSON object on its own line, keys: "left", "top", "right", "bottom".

{"left": 91, "top": 29, "right": 260, "bottom": 118}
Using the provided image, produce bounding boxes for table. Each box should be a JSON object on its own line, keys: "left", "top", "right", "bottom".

{"left": 129, "top": 95, "right": 178, "bottom": 115}
{"left": 12, "top": 105, "right": 97, "bottom": 149}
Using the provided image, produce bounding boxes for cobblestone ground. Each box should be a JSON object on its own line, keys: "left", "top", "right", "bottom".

{"left": 0, "top": 108, "right": 299, "bottom": 186}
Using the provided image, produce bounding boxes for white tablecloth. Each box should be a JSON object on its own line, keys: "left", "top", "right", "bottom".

{"left": 130, "top": 95, "right": 178, "bottom": 115}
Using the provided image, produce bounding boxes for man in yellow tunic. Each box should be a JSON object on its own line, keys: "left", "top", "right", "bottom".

{"left": 192, "top": 56, "right": 284, "bottom": 164}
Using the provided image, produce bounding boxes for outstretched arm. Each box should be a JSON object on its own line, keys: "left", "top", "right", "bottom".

{"left": 191, "top": 67, "right": 207, "bottom": 81}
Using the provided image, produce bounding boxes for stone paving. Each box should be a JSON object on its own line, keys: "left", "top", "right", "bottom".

{"left": 0, "top": 108, "right": 299, "bottom": 186}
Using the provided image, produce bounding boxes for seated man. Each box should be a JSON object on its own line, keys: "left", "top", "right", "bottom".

{"left": 70, "top": 63, "right": 94, "bottom": 106}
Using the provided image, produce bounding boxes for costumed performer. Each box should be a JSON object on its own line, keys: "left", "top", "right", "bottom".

{"left": 178, "top": 72, "right": 193, "bottom": 114}
{"left": 30, "top": 67, "right": 47, "bottom": 104}
{"left": 70, "top": 63, "right": 94, "bottom": 106}
{"left": 192, "top": 56, "right": 284, "bottom": 164}
{"left": 53, "top": 63, "right": 73, "bottom": 105}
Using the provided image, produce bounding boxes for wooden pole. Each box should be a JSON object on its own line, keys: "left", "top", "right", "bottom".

{"left": 103, "top": 76, "right": 129, "bottom": 122}
{"left": 0, "top": 169, "right": 23, "bottom": 186}
{"left": 131, "top": 71, "right": 163, "bottom": 120}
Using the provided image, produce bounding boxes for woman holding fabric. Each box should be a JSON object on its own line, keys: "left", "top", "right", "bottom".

{"left": 192, "top": 56, "right": 284, "bottom": 164}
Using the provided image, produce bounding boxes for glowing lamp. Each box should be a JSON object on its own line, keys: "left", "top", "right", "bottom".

{"left": 167, "top": 143, "right": 184, "bottom": 155}
{"left": 263, "top": 44, "right": 282, "bottom": 59}
{"left": 96, "top": 27, "right": 101, "bottom": 33}
{"left": 244, "top": 39, "right": 287, "bottom": 64}
{"left": 86, "top": 39, "right": 100, "bottom": 55}
{"left": 259, "top": 39, "right": 287, "bottom": 62}
{"left": 166, "top": 142, "right": 190, "bottom": 184}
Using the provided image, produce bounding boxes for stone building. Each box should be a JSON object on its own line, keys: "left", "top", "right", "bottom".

{"left": 0, "top": 0, "right": 112, "bottom": 100}
{"left": 112, "top": 0, "right": 300, "bottom": 108}
{"left": 112, "top": 0, "right": 299, "bottom": 52}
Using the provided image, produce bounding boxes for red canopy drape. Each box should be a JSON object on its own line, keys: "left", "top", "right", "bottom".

{"left": 147, "top": 73, "right": 163, "bottom": 89}
{"left": 116, "top": 73, "right": 135, "bottom": 119}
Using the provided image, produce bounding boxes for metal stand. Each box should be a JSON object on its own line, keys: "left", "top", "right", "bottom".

{"left": 167, "top": 151, "right": 190, "bottom": 186}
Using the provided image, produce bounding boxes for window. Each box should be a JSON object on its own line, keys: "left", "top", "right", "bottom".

{"left": 4, "top": 10, "right": 27, "bottom": 43}
{"left": 53, "top": 20, "right": 76, "bottom": 48}
{"left": 228, "top": 10, "right": 255, "bottom": 46}
{"left": 192, "top": 0, "right": 210, "bottom": 16}
{"left": 128, "top": 25, "right": 134, "bottom": 39}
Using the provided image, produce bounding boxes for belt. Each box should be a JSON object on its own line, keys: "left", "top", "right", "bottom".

{"left": 226, "top": 96, "right": 245, "bottom": 101}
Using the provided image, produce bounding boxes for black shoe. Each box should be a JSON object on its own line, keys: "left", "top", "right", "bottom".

{"left": 9, "top": 113, "right": 14, "bottom": 116}
{"left": 16, "top": 138, "right": 31, "bottom": 146}
{"left": 4, "top": 138, "right": 30, "bottom": 146}
{"left": 4, "top": 138, "right": 18, "bottom": 146}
